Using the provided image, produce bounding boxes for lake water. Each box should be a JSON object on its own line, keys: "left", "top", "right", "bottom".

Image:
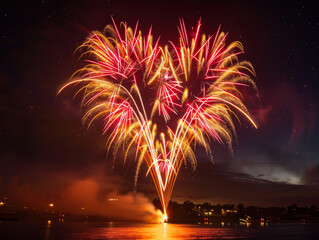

{"left": 1, "top": 221, "right": 319, "bottom": 239}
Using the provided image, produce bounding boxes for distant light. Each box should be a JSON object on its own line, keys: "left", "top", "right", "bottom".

{"left": 49, "top": 203, "right": 54, "bottom": 207}
{"left": 81, "top": 207, "right": 85, "bottom": 210}
{"left": 48, "top": 220, "right": 51, "bottom": 224}
{"left": 0, "top": 202, "right": 4, "bottom": 206}
{"left": 108, "top": 198, "right": 118, "bottom": 201}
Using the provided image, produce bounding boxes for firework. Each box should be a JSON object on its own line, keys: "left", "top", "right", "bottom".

{"left": 59, "top": 18, "right": 257, "bottom": 221}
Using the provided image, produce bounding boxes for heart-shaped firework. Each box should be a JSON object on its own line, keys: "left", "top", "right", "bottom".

{"left": 60, "top": 18, "right": 257, "bottom": 220}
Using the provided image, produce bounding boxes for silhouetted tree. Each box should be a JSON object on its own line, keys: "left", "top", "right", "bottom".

{"left": 202, "top": 202, "right": 211, "bottom": 211}
{"left": 152, "top": 198, "right": 163, "bottom": 212}
{"left": 237, "top": 204, "right": 244, "bottom": 217}
{"left": 214, "top": 204, "right": 222, "bottom": 215}
{"left": 183, "top": 200, "right": 195, "bottom": 213}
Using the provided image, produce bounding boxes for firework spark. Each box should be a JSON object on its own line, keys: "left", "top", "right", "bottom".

{"left": 59, "top": 18, "right": 257, "bottom": 221}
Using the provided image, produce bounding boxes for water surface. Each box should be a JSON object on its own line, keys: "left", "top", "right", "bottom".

{"left": 1, "top": 221, "right": 318, "bottom": 239}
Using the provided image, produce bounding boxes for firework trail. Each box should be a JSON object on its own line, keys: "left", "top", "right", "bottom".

{"left": 59, "top": 18, "right": 257, "bottom": 221}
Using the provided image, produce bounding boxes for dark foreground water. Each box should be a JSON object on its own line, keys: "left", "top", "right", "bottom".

{"left": 1, "top": 221, "right": 319, "bottom": 240}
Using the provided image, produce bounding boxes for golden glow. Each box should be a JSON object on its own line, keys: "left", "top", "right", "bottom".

{"left": 49, "top": 203, "right": 54, "bottom": 207}
{"left": 163, "top": 213, "right": 168, "bottom": 223}
{"left": 0, "top": 202, "right": 4, "bottom": 206}
{"left": 182, "top": 88, "right": 188, "bottom": 104}
{"left": 60, "top": 18, "right": 257, "bottom": 219}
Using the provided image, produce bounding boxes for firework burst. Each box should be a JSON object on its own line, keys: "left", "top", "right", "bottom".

{"left": 59, "top": 18, "right": 257, "bottom": 220}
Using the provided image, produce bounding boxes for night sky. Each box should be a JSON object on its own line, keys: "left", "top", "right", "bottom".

{"left": 1, "top": 0, "right": 319, "bottom": 213}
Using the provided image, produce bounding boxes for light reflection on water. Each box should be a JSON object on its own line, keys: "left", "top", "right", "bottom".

{"left": 1, "top": 221, "right": 319, "bottom": 239}
{"left": 71, "top": 223, "right": 249, "bottom": 240}
{"left": 68, "top": 222, "right": 319, "bottom": 240}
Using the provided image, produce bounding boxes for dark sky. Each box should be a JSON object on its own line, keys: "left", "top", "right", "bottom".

{"left": 1, "top": 0, "right": 319, "bottom": 211}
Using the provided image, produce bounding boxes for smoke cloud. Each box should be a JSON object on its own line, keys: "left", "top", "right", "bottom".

{"left": 2, "top": 159, "right": 161, "bottom": 223}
